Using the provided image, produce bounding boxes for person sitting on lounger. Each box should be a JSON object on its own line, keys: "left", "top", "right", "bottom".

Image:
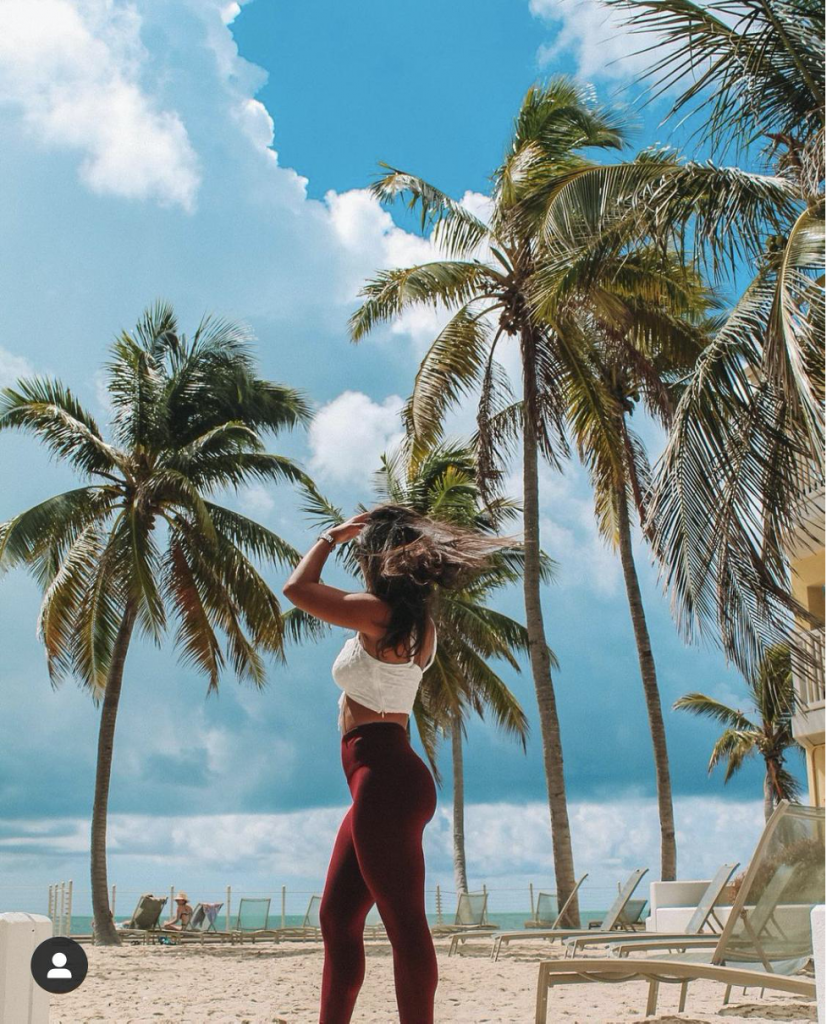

{"left": 162, "top": 892, "right": 193, "bottom": 931}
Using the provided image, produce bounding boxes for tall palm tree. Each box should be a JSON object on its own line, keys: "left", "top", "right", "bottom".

{"left": 349, "top": 78, "right": 632, "bottom": 917}
{"left": 303, "top": 439, "right": 551, "bottom": 893}
{"left": 674, "top": 646, "right": 803, "bottom": 821}
{"left": 0, "top": 304, "right": 318, "bottom": 944}
{"left": 547, "top": 251, "right": 714, "bottom": 879}
{"left": 556, "top": 0, "right": 825, "bottom": 677}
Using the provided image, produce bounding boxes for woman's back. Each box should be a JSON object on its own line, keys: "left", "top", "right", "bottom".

{"left": 332, "top": 619, "right": 438, "bottom": 733}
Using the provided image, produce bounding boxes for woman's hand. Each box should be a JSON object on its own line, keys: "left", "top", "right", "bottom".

{"left": 329, "top": 511, "right": 371, "bottom": 545}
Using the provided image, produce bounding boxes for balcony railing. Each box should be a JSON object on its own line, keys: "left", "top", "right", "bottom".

{"left": 793, "top": 625, "right": 826, "bottom": 708}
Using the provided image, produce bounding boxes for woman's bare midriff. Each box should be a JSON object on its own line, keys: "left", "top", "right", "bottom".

{"left": 340, "top": 694, "right": 409, "bottom": 734}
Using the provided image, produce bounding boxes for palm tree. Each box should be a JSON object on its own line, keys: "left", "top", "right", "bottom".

{"left": 674, "top": 646, "right": 803, "bottom": 820}
{"left": 304, "top": 439, "right": 551, "bottom": 893}
{"left": 560, "top": 0, "right": 825, "bottom": 678}
{"left": 349, "top": 78, "right": 633, "bottom": 918}
{"left": 0, "top": 303, "right": 318, "bottom": 944}
{"left": 547, "top": 252, "right": 714, "bottom": 879}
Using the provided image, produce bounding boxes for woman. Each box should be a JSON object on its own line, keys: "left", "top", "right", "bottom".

{"left": 282, "top": 503, "right": 509, "bottom": 1024}
{"left": 162, "top": 892, "right": 192, "bottom": 931}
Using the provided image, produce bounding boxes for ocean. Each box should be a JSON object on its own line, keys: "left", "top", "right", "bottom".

{"left": 56, "top": 909, "right": 611, "bottom": 936}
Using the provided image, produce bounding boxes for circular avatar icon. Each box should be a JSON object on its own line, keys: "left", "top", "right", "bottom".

{"left": 30, "top": 936, "right": 88, "bottom": 994}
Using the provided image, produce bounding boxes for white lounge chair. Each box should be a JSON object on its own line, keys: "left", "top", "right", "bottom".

{"left": 431, "top": 891, "right": 495, "bottom": 937}
{"left": 231, "top": 897, "right": 278, "bottom": 943}
{"left": 272, "top": 895, "right": 323, "bottom": 941}
{"left": 448, "top": 875, "right": 589, "bottom": 957}
{"left": 563, "top": 862, "right": 738, "bottom": 956}
{"left": 534, "top": 801, "right": 823, "bottom": 1022}
{"left": 491, "top": 868, "right": 648, "bottom": 961}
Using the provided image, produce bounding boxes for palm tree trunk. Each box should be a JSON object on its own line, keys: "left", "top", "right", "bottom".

{"left": 451, "top": 718, "right": 469, "bottom": 895}
{"left": 521, "top": 326, "right": 580, "bottom": 926}
{"left": 763, "top": 772, "right": 775, "bottom": 821}
{"left": 615, "top": 480, "right": 677, "bottom": 880}
{"left": 91, "top": 602, "right": 137, "bottom": 945}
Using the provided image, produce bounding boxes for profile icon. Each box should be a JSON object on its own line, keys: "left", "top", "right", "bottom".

{"left": 31, "top": 936, "right": 87, "bottom": 993}
{"left": 47, "top": 951, "right": 72, "bottom": 979}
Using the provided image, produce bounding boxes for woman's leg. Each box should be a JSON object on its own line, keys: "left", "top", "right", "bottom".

{"left": 350, "top": 763, "right": 438, "bottom": 1024}
{"left": 319, "top": 805, "right": 375, "bottom": 1024}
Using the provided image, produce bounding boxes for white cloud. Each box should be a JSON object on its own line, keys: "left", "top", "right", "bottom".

{"left": 308, "top": 390, "right": 406, "bottom": 486}
{"left": 529, "top": 0, "right": 660, "bottom": 80}
{"left": 0, "top": 0, "right": 201, "bottom": 210}
{"left": 0, "top": 346, "right": 34, "bottom": 388}
{"left": 1, "top": 796, "right": 764, "bottom": 904}
{"left": 234, "top": 97, "right": 278, "bottom": 162}
{"left": 459, "top": 189, "right": 494, "bottom": 226}
{"left": 236, "top": 483, "right": 276, "bottom": 520}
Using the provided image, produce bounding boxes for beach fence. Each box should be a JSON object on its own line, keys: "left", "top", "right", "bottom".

{"left": 0, "top": 879, "right": 631, "bottom": 938}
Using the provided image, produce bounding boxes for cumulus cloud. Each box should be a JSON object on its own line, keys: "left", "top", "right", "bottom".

{"left": 307, "top": 390, "right": 406, "bottom": 485}
{"left": 0, "top": 0, "right": 201, "bottom": 210}
{"left": 0, "top": 796, "right": 764, "bottom": 907}
{"left": 529, "top": 0, "right": 661, "bottom": 81}
{"left": 236, "top": 483, "right": 276, "bottom": 520}
{"left": 0, "top": 346, "right": 34, "bottom": 388}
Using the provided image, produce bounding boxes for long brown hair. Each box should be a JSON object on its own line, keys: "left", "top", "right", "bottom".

{"left": 354, "top": 503, "right": 521, "bottom": 660}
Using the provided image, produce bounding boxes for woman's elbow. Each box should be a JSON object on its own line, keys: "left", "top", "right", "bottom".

{"left": 282, "top": 581, "right": 306, "bottom": 605}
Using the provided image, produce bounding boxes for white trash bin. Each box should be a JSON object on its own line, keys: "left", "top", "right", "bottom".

{"left": 0, "top": 913, "right": 52, "bottom": 1024}
{"left": 813, "top": 905, "right": 825, "bottom": 1024}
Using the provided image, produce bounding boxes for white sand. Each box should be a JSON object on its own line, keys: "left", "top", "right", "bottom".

{"left": 52, "top": 938, "right": 817, "bottom": 1023}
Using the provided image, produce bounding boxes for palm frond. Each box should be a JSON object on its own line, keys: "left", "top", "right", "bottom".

{"left": 349, "top": 262, "right": 501, "bottom": 341}
{"left": 370, "top": 165, "right": 492, "bottom": 259}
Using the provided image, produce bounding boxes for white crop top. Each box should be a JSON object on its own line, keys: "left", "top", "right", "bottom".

{"left": 332, "top": 621, "right": 438, "bottom": 734}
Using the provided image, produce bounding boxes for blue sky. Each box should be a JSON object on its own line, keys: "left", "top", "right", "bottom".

{"left": 0, "top": 0, "right": 792, "bottom": 916}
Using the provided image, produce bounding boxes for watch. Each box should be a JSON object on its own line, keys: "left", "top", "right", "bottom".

{"left": 319, "top": 529, "right": 336, "bottom": 547}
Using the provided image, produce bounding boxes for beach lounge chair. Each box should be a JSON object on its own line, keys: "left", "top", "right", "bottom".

{"left": 491, "top": 868, "right": 648, "bottom": 961}
{"left": 431, "top": 890, "right": 495, "bottom": 937}
{"left": 273, "top": 895, "right": 323, "bottom": 941}
{"left": 171, "top": 901, "right": 225, "bottom": 944}
{"left": 449, "top": 874, "right": 589, "bottom": 957}
{"left": 231, "top": 897, "right": 278, "bottom": 943}
{"left": 616, "top": 898, "right": 648, "bottom": 929}
{"left": 111, "top": 894, "right": 167, "bottom": 944}
{"left": 524, "top": 875, "right": 589, "bottom": 928}
{"left": 563, "top": 862, "right": 738, "bottom": 957}
{"left": 534, "top": 801, "right": 823, "bottom": 1022}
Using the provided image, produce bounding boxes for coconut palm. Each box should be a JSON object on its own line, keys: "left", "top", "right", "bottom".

{"left": 303, "top": 439, "right": 550, "bottom": 892}
{"left": 674, "top": 645, "right": 803, "bottom": 821}
{"left": 541, "top": 247, "right": 715, "bottom": 879}
{"left": 349, "top": 78, "right": 632, "bottom": 917}
{"left": 549, "top": 0, "right": 825, "bottom": 677}
{"left": 0, "top": 303, "right": 318, "bottom": 944}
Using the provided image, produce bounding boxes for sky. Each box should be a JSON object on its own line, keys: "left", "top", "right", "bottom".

{"left": 0, "top": 0, "right": 797, "bottom": 919}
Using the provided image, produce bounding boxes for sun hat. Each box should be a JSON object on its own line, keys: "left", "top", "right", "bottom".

{"left": 175, "top": 892, "right": 189, "bottom": 901}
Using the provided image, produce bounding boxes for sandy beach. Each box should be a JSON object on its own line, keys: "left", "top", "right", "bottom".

{"left": 50, "top": 938, "right": 817, "bottom": 1023}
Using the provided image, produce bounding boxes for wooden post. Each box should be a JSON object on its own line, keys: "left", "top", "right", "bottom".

{"left": 66, "top": 880, "right": 73, "bottom": 936}
{"left": 435, "top": 884, "right": 443, "bottom": 926}
{"left": 226, "top": 886, "right": 231, "bottom": 932}
{"left": 170, "top": 885, "right": 175, "bottom": 919}
{"left": 111, "top": 884, "right": 117, "bottom": 920}
{"left": 47, "top": 886, "right": 53, "bottom": 923}
{"left": 281, "top": 886, "right": 286, "bottom": 929}
{"left": 482, "top": 883, "right": 488, "bottom": 924}
{"left": 59, "top": 882, "right": 65, "bottom": 935}
{"left": 529, "top": 882, "right": 535, "bottom": 920}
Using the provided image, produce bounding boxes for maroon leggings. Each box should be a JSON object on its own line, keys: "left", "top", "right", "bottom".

{"left": 319, "top": 721, "right": 438, "bottom": 1023}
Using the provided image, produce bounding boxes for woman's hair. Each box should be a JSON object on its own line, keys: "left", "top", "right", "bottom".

{"left": 354, "top": 503, "right": 521, "bottom": 660}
